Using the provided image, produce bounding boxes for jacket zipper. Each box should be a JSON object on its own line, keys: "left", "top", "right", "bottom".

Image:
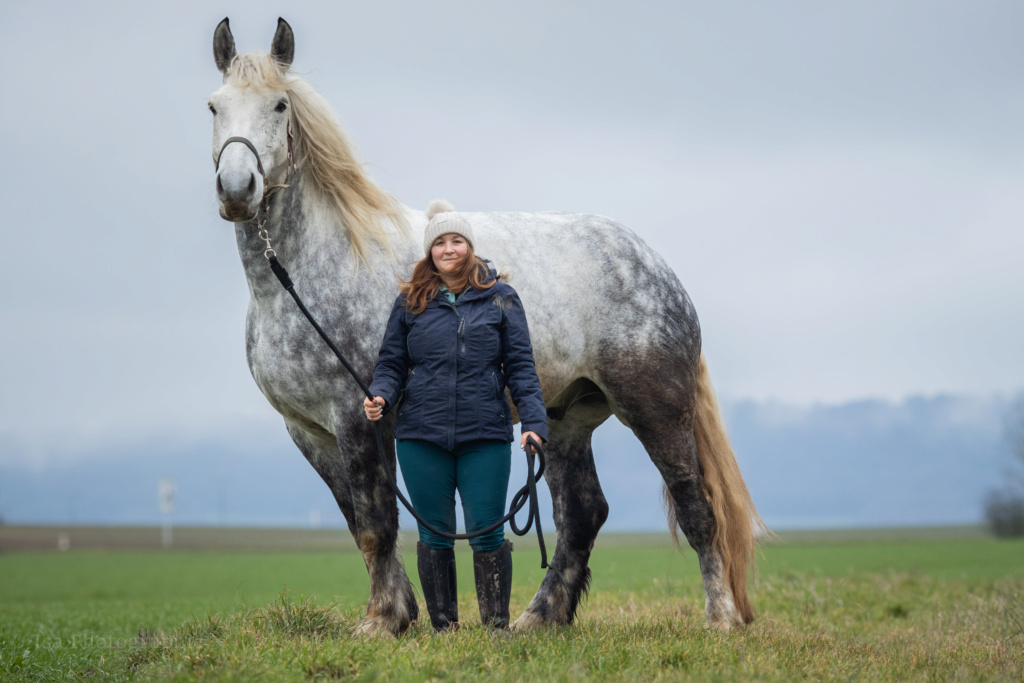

{"left": 448, "top": 306, "right": 459, "bottom": 450}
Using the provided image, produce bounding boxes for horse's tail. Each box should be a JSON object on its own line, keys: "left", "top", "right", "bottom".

{"left": 664, "top": 351, "right": 768, "bottom": 624}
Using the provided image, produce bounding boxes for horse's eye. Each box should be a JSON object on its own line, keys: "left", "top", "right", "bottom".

{"left": 275, "top": 100, "right": 288, "bottom": 113}
{"left": 208, "top": 104, "right": 217, "bottom": 115}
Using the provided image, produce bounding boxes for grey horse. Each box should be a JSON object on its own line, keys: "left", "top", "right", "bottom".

{"left": 208, "top": 17, "right": 766, "bottom": 636}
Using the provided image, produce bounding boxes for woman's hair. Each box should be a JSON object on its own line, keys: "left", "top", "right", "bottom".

{"left": 400, "top": 243, "right": 495, "bottom": 314}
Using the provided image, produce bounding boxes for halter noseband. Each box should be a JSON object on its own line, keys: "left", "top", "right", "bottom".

{"left": 217, "top": 136, "right": 268, "bottom": 179}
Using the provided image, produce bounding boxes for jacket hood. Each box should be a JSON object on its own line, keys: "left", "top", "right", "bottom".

{"left": 481, "top": 258, "right": 500, "bottom": 283}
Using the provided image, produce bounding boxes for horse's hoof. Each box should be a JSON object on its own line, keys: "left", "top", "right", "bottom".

{"left": 704, "top": 596, "right": 745, "bottom": 631}
{"left": 704, "top": 611, "right": 746, "bottom": 631}
{"left": 705, "top": 618, "right": 733, "bottom": 631}
{"left": 353, "top": 614, "right": 401, "bottom": 638}
{"left": 511, "top": 610, "right": 546, "bottom": 631}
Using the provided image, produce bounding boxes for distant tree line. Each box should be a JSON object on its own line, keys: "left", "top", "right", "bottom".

{"left": 984, "top": 398, "right": 1024, "bottom": 537}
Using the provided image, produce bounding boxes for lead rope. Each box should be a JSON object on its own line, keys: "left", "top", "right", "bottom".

{"left": 265, "top": 252, "right": 549, "bottom": 568}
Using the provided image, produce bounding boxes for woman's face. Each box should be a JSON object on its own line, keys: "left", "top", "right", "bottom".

{"left": 430, "top": 233, "right": 469, "bottom": 275}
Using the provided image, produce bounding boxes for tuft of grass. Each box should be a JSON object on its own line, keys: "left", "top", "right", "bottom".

{"left": 253, "top": 592, "right": 347, "bottom": 640}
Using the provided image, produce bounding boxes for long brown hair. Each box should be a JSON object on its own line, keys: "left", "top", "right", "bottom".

{"left": 400, "top": 244, "right": 495, "bottom": 314}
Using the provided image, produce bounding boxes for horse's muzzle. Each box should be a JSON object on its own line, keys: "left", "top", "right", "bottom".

{"left": 218, "top": 198, "right": 259, "bottom": 222}
{"left": 216, "top": 168, "right": 263, "bottom": 222}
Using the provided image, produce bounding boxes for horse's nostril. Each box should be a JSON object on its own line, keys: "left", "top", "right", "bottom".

{"left": 247, "top": 173, "right": 256, "bottom": 194}
{"left": 216, "top": 174, "right": 224, "bottom": 194}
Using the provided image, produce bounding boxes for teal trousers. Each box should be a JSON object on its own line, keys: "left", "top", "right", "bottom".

{"left": 396, "top": 439, "right": 511, "bottom": 552}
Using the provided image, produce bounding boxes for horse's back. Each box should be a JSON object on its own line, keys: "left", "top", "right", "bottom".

{"left": 463, "top": 210, "right": 702, "bottom": 391}
{"left": 469, "top": 210, "right": 699, "bottom": 343}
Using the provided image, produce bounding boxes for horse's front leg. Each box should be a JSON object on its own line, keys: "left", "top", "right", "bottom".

{"left": 287, "top": 420, "right": 417, "bottom": 636}
{"left": 337, "top": 422, "right": 419, "bottom": 637}
{"left": 515, "top": 408, "right": 610, "bottom": 629}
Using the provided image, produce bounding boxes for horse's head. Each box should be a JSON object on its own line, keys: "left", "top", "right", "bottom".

{"left": 209, "top": 18, "right": 295, "bottom": 223}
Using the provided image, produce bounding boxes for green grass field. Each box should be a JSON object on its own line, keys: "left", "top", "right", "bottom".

{"left": 1, "top": 527, "right": 1022, "bottom": 681}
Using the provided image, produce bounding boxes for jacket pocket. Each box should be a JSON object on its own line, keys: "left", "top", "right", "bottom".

{"left": 491, "top": 370, "right": 509, "bottom": 432}
{"left": 398, "top": 368, "right": 416, "bottom": 417}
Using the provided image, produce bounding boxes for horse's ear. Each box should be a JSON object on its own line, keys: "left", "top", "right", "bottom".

{"left": 213, "top": 17, "right": 236, "bottom": 74}
{"left": 271, "top": 18, "right": 295, "bottom": 69}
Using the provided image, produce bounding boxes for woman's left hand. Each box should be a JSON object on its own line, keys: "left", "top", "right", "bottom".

{"left": 521, "top": 430, "right": 543, "bottom": 454}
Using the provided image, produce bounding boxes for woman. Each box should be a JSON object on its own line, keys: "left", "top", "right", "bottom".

{"left": 364, "top": 200, "right": 547, "bottom": 632}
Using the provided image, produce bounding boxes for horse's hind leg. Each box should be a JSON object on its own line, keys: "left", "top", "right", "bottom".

{"left": 601, "top": 364, "right": 751, "bottom": 629}
{"left": 286, "top": 420, "right": 418, "bottom": 636}
{"left": 640, "top": 423, "right": 744, "bottom": 628}
{"left": 514, "top": 387, "right": 611, "bottom": 629}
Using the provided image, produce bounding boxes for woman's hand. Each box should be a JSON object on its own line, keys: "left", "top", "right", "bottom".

{"left": 521, "top": 430, "right": 543, "bottom": 453}
{"left": 363, "top": 396, "right": 386, "bottom": 421}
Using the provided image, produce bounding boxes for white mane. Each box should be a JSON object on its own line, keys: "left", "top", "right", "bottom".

{"left": 225, "top": 52, "right": 409, "bottom": 264}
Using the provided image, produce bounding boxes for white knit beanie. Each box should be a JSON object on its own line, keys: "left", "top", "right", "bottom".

{"left": 423, "top": 199, "right": 474, "bottom": 255}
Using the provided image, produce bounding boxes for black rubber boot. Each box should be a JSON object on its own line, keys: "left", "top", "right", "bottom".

{"left": 473, "top": 539, "right": 513, "bottom": 628}
{"left": 417, "top": 542, "right": 460, "bottom": 632}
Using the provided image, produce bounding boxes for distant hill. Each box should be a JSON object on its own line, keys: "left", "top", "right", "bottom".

{"left": 724, "top": 394, "right": 1012, "bottom": 529}
{"left": 0, "top": 393, "right": 1015, "bottom": 532}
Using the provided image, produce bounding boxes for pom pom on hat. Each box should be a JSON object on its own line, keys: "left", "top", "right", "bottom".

{"left": 426, "top": 198, "right": 455, "bottom": 220}
{"left": 423, "top": 199, "right": 474, "bottom": 255}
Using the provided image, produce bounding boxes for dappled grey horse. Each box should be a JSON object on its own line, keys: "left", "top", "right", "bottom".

{"left": 208, "top": 18, "right": 765, "bottom": 636}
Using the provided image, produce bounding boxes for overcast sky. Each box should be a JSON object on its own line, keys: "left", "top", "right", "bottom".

{"left": 2, "top": 1, "right": 1023, "bottom": 462}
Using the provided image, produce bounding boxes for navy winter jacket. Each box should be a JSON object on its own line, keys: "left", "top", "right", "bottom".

{"left": 368, "top": 275, "right": 548, "bottom": 452}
